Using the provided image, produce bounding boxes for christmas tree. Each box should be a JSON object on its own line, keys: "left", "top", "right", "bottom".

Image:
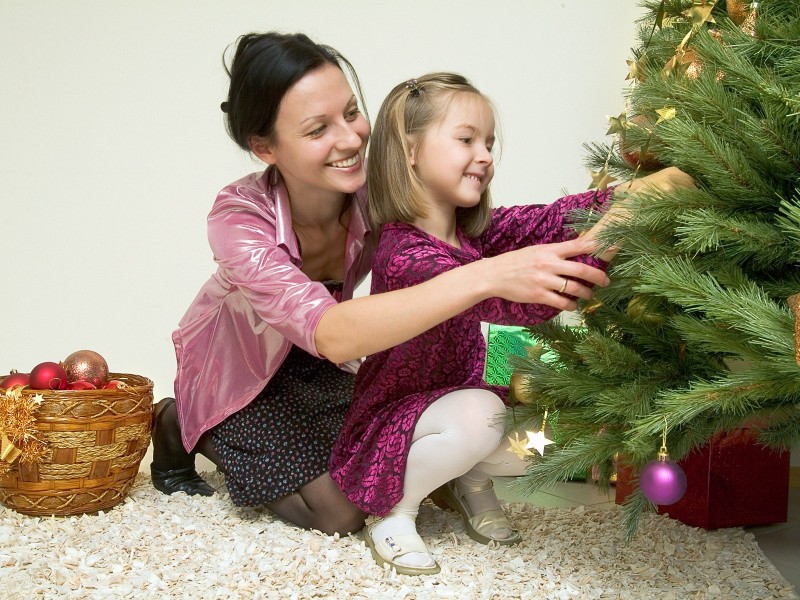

{"left": 509, "top": 0, "right": 800, "bottom": 539}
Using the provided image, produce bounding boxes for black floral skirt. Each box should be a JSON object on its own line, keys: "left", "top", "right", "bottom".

{"left": 209, "top": 344, "right": 354, "bottom": 507}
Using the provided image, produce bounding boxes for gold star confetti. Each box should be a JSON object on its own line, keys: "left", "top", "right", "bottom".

{"left": 656, "top": 107, "right": 677, "bottom": 123}
{"left": 682, "top": 0, "right": 717, "bottom": 28}
{"left": 507, "top": 433, "right": 534, "bottom": 459}
{"left": 525, "top": 429, "right": 555, "bottom": 457}
{"left": 662, "top": 15, "right": 679, "bottom": 28}
{"left": 31, "top": 394, "right": 44, "bottom": 406}
{"left": 625, "top": 59, "right": 643, "bottom": 82}
{"left": 606, "top": 112, "right": 629, "bottom": 136}
{"left": 589, "top": 167, "right": 617, "bottom": 191}
{"left": 662, "top": 55, "right": 679, "bottom": 78}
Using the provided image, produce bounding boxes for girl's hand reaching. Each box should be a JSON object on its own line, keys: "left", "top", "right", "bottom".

{"left": 589, "top": 166, "right": 696, "bottom": 261}
{"left": 478, "top": 235, "right": 609, "bottom": 312}
{"left": 475, "top": 167, "right": 695, "bottom": 311}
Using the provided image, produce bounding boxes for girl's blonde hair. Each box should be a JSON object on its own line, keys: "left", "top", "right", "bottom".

{"left": 367, "top": 72, "right": 496, "bottom": 238}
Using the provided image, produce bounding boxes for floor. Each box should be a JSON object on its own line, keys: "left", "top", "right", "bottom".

{"left": 180, "top": 453, "right": 800, "bottom": 590}
{"left": 494, "top": 476, "right": 800, "bottom": 593}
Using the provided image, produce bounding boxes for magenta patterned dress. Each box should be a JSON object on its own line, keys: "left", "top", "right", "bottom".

{"left": 329, "top": 190, "right": 612, "bottom": 516}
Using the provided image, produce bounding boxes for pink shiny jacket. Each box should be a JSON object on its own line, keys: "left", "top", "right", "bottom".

{"left": 172, "top": 166, "right": 374, "bottom": 451}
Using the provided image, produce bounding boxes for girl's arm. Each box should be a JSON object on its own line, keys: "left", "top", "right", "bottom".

{"left": 316, "top": 167, "right": 694, "bottom": 364}
{"left": 480, "top": 187, "right": 615, "bottom": 256}
{"left": 315, "top": 234, "right": 606, "bottom": 363}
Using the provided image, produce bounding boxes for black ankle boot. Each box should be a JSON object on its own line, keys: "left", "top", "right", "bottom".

{"left": 150, "top": 397, "right": 215, "bottom": 497}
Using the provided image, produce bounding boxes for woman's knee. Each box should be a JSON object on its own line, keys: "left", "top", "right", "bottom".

{"left": 318, "top": 502, "right": 366, "bottom": 536}
{"left": 302, "top": 473, "right": 367, "bottom": 536}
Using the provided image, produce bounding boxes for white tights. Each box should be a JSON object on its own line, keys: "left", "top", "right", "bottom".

{"left": 371, "top": 388, "right": 528, "bottom": 567}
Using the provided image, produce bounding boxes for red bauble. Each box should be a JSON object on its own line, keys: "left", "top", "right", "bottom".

{"left": 102, "top": 380, "right": 124, "bottom": 390}
{"left": 62, "top": 350, "right": 109, "bottom": 388}
{"left": 618, "top": 114, "right": 665, "bottom": 172}
{"left": 67, "top": 380, "right": 97, "bottom": 391}
{"left": 29, "top": 361, "right": 68, "bottom": 390}
{"left": 0, "top": 371, "right": 30, "bottom": 389}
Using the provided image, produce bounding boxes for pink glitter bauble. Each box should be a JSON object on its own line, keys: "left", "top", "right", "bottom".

{"left": 62, "top": 350, "right": 109, "bottom": 388}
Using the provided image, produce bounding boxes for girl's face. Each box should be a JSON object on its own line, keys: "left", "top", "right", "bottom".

{"left": 252, "top": 63, "right": 370, "bottom": 202}
{"left": 411, "top": 92, "right": 495, "bottom": 212}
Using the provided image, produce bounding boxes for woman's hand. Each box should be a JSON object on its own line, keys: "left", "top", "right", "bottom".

{"left": 477, "top": 236, "right": 609, "bottom": 312}
{"left": 588, "top": 166, "right": 696, "bottom": 261}
{"left": 620, "top": 166, "right": 696, "bottom": 196}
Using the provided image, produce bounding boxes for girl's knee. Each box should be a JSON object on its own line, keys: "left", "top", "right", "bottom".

{"left": 445, "top": 389, "right": 506, "bottom": 456}
{"left": 454, "top": 390, "right": 506, "bottom": 432}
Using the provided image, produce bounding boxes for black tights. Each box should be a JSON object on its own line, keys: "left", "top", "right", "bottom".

{"left": 266, "top": 473, "right": 366, "bottom": 536}
{"left": 198, "top": 434, "right": 365, "bottom": 535}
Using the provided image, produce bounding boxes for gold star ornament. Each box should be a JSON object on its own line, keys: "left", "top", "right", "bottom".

{"left": 606, "top": 112, "right": 629, "bottom": 136}
{"left": 626, "top": 59, "right": 644, "bottom": 82}
{"left": 682, "top": 0, "right": 717, "bottom": 28}
{"left": 589, "top": 167, "right": 617, "bottom": 191}
{"left": 656, "top": 107, "right": 677, "bottom": 124}
{"left": 507, "top": 432, "right": 534, "bottom": 459}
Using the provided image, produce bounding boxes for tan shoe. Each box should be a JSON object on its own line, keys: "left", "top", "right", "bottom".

{"left": 441, "top": 479, "right": 522, "bottom": 546}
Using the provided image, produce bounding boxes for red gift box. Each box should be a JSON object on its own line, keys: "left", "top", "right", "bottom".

{"left": 616, "top": 429, "right": 790, "bottom": 529}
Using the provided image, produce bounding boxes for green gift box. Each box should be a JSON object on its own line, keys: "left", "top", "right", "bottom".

{"left": 484, "top": 324, "right": 533, "bottom": 386}
{"left": 484, "top": 324, "right": 560, "bottom": 386}
{"left": 484, "top": 324, "right": 587, "bottom": 480}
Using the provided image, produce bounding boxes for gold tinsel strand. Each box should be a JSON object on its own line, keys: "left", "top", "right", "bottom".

{"left": 0, "top": 387, "right": 45, "bottom": 472}
{"left": 789, "top": 294, "right": 800, "bottom": 366}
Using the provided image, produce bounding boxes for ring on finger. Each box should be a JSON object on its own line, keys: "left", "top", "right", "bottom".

{"left": 558, "top": 278, "right": 568, "bottom": 294}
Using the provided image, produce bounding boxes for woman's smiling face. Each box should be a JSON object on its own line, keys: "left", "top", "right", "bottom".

{"left": 253, "top": 63, "right": 370, "bottom": 201}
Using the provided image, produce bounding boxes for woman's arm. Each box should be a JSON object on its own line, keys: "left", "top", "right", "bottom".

{"left": 315, "top": 234, "right": 607, "bottom": 363}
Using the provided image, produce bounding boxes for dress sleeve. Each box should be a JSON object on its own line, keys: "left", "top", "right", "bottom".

{"left": 206, "top": 196, "right": 336, "bottom": 356}
{"left": 479, "top": 188, "right": 614, "bottom": 256}
{"left": 378, "top": 230, "right": 571, "bottom": 328}
{"left": 381, "top": 236, "right": 458, "bottom": 291}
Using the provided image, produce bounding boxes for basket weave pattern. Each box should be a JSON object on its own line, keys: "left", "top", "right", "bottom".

{"left": 0, "top": 373, "right": 153, "bottom": 516}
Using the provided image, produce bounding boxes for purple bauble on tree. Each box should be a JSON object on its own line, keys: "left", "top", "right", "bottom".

{"left": 640, "top": 454, "right": 687, "bottom": 505}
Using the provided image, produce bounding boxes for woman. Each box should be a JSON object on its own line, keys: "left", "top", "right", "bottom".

{"left": 151, "top": 32, "right": 693, "bottom": 537}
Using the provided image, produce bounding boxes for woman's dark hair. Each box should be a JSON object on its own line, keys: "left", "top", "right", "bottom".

{"left": 221, "top": 32, "right": 367, "bottom": 151}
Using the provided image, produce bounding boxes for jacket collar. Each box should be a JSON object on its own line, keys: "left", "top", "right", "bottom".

{"left": 268, "top": 167, "right": 300, "bottom": 259}
{"left": 267, "top": 165, "right": 371, "bottom": 265}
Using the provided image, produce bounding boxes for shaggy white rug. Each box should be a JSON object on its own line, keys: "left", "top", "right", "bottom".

{"left": 1, "top": 472, "right": 796, "bottom": 600}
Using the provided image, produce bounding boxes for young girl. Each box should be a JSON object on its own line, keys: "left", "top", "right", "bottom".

{"left": 329, "top": 73, "right": 693, "bottom": 575}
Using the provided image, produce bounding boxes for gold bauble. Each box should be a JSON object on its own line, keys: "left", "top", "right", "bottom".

{"left": 727, "top": 0, "right": 748, "bottom": 25}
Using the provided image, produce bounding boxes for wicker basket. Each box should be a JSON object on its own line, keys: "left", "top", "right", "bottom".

{"left": 0, "top": 373, "right": 153, "bottom": 516}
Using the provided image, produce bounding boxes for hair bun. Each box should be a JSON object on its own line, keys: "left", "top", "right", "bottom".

{"left": 220, "top": 101, "right": 230, "bottom": 113}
